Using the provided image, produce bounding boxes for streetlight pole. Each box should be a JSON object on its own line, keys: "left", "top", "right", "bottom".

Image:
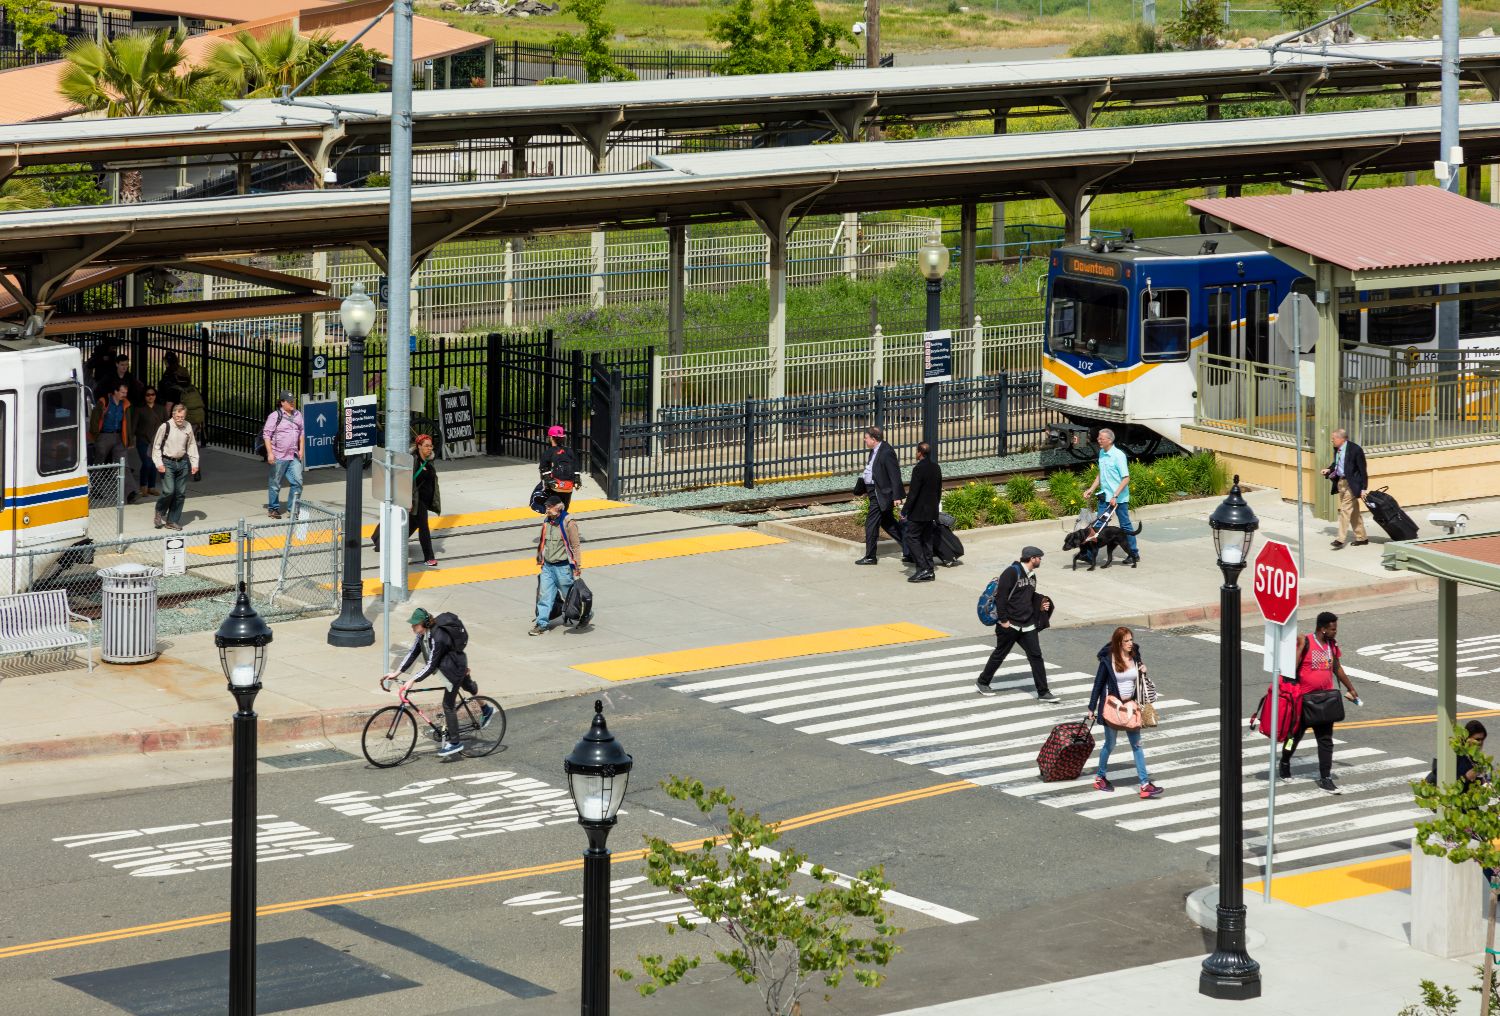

{"left": 564, "top": 700, "right": 633, "bottom": 1016}
{"left": 328, "top": 284, "right": 376, "bottom": 648}
{"left": 217, "top": 584, "right": 273, "bottom": 1016}
{"left": 917, "top": 234, "right": 950, "bottom": 453}
{"left": 1200, "top": 477, "right": 1261, "bottom": 1001}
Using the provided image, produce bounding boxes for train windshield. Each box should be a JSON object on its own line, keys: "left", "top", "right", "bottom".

{"left": 38, "top": 384, "right": 80, "bottom": 476}
{"left": 1048, "top": 277, "right": 1127, "bottom": 364}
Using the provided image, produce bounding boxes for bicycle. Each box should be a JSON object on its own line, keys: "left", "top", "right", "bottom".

{"left": 361, "top": 677, "right": 507, "bottom": 768}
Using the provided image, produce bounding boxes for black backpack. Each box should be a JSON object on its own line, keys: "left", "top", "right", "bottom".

{"left": 432, "top": 612, "right": 469, "bottom": 653}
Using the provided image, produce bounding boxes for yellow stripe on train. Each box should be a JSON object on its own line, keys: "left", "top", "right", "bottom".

{"left": 0, "top": 496, "right": 89, "bottom": 531}
{"left": 5, "top": 475, "right": 90, "bottom": 497}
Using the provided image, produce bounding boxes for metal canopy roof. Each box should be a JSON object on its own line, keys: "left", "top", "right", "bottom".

{"left": 6, "top": 37, "right": 1500, "bottom": 177}
{"left": 1384, "top": 532, "right": 1500, "bottom": 593}
{"left": 3, "top": 101, "right": 1500, "bottom": 279}
{"left": 1188, "top": 185, "right": 1500, "bottom": 289}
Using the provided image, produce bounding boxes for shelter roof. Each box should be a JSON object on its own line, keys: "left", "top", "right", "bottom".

{"left": 1384, "top": 533, "right": 1500, "bottom": 593}
{"left": 70, "top": 0, "right": 338, "bottom": 20}
{"left": 317, "top": 11, "right": 490, "bottom": 63}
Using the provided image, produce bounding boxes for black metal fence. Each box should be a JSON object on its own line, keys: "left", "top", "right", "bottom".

{"left": 599, "top": 371, "right": 1056, "bottom": 499}
{"left": 495, "top": 40, "right": 893, "bottom": 86}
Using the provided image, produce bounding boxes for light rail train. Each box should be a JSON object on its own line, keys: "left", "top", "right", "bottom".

{"left": 1, "top": 338, "right": 90, "bottom": 593}
{"left": 1040, "top": 232, "right": 1500, "bottom": 454}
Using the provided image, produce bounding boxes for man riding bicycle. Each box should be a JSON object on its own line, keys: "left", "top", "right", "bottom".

{"left": 384, "top": 607, "right": 494, "bottom": 758}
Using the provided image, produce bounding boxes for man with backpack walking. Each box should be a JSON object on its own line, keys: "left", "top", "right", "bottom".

{"left": 530, "top": 494, "right": 583, "bottom": 635}
{"left": 262, "top": 391, "right": 305, "bottom": 519}
{"left": 975, "top": 546, "right": 1057, "bottom": 702}
{"left": 384, "top": 607, "right": 493, "bottom": 758}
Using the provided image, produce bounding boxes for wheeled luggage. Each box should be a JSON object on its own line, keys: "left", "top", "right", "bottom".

{"left": 1036, "top": 721, "right": 1096, "bottom": 782}
{"left": 1362, "top": 486, "right": 1418, "bottom": 541}
{"left": 934, "top": 513, "right": 965, "bottom": 565}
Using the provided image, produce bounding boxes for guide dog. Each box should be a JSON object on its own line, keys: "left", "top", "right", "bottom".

{"left": 1063, "top": 519, "right": 1143, "bottom": 571}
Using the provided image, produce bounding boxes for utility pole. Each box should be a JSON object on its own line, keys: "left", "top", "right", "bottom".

{"left": 387, "top": 0, "right": 414, "bottom": 455}
{"left": 865, "top": 0, "right": 880, "bottom": 70}
{"left": 1438, "top": 0, "right": 1459, "bottom": 352}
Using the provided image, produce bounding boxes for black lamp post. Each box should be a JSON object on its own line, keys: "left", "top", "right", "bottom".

{"left": 217, "top": 584, "right": 273, "bottom": 1016}
{"left": 917, "top": 234, "right": 950, "bottom": 451}
{"left": 564, "top": 700, "right": 633, "bottom": 1016}
{"left": 1200, "top": 475, "right": 1261, "bottom": 1001}
{"left": 328, "top": 283, "right": 375, "bottom": 648}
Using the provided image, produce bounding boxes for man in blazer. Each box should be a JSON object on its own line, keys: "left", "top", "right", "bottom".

{"left": 1322, "top": 428, "right": 1368, "bottom": 549}
{"left": 902, "top": 441, "right": 942, "bottom": 582}
{"left": 855, "top": 426, "right": 906, "bottom": 565}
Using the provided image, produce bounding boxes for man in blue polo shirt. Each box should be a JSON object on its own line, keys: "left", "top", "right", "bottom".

{"left": 1082, "top": 428, "right": 1139, "bottom": 564}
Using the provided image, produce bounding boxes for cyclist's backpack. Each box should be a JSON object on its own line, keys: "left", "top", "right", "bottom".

{"left": 432, "top": 612, "right": 469, "bottom": 653}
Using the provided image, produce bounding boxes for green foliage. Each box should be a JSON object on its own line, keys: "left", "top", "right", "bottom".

{"left": 1002, "top": 475, "right": 1036, "bottom": 503}
{"left": 621, "top": 776, "right": 902, "bottom": 1016}
{"left": 307, "top": 36, "right": 383, "bottom": 95}
{"left": 1381, "top": 0, "right": 1436, "bottom": 35}
{"left": 37, "top": 165, "right": 109, "bottom": 207}
{"left": 1413, "top": 726, "right": 1500, "bottom": 871}
{"left": 364, "top": 172, "right": 391, "bottom": 188}
{"left": 709, "top": 0, "right": 850, "bottom": 76}
{"left": 940, "top": 481, "right": 998, "bottom": 530}
{"left": 60, "top": 30, "right": 209, "bottom": 118}
{"left": 1163, "top": 0, "right": 1225, "bottom": 50}
{"left": 1127, "top": 461, "right": 1169, "bottom": 507}
{"left": 980, "top": 495, "right": 1017, "bottom": 528}
{"left": 1397, "top": 979, "right": 1462, "bottom": 1016}
{"left": 853, "top": 496, "right": 870, "bottom": 526}
{"left": 204, "top": 28, "right": 381, "bottom": 99}
{"left": 538, "top": 75, "right": 580, "bottom": 85}
{"left": 1021, "top": 498, "right": 1055, "bottom": 522}
{"left": 554, "top": 0, "right": 636, "bottom": 82}
{"left": 1045, "top": 469, "right": 1086, "bottom": 515}
{"left": 0, "top": 177, "right": 49, "bottom": 212}
{"left": 0, "top": 0, "right": 65, "bottom": 55}
{"left": 1149, "top": 455, "right": 1193, "bottom": 496}
{"left": 1184, "top": 450, "right": 1229, "bottom": 497}
{"left": 1273, "top": 0, "right": 1321, "bottom": 27}
{"left": 1068, "top": 22, "right": 1159, "bottom": 58}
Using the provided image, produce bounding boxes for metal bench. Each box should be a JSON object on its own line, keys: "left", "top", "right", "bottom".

{"left": 0, "top": 589, "right": 94, "bottom": 672}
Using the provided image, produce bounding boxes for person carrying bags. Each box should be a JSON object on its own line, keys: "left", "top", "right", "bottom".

{"left": 1086, "top": 626, "right": 1163, "bottom": 799}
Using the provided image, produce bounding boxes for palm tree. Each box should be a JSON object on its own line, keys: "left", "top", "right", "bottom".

{"left": 59, "top": 30, "right": 209, "bottom": 202}
{"left": 205, "top": 26, "right": 322, "bottom": 99}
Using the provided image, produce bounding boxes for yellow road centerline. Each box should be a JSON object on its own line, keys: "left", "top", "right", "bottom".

{"left": 1339, "top": 707, "right": 1500, "bottom": 731}
{"left": 574, "top": 622, "right": 949, "bottom": 682}
{"left": 0, "top": 776, "right": 970, "bottom": 961}
{"left": 360, "top": 529, "right": 784, "bottom": 596}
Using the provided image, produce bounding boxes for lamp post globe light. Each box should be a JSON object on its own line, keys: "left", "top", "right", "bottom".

{"left": 917, "top": 233, "right": 950, "bottom": 450}
{"left": 565, "top": 700, "right": 633, "bottom": 1016}
{"left": 217, "top": 584, "right": 273, "bottom": 1016}
{"left": 1200, "top": 476, "right": 1262, "bottom": 1001}
{"left": 328, "top": 283, "right": 376, "bottom": 648}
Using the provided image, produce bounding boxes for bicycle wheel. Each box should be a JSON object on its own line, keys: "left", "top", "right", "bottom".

{"left": 459, "top": 696, "right": 506, "bottom": 759}
{"left": 362, "top": 705, "right": 417, "bottom": 768}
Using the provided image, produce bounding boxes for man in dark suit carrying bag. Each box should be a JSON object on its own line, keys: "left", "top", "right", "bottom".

{"left": 903, "top": 441, "right": 941, "bottom": 582}
{"left": 1322, "top": 428, "right": 1368, "bottom": 549}
{"left": 855, "top": 426, "right": 906, "bottom": 565}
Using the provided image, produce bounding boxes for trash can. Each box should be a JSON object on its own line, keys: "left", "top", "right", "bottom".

{"left": 98, "top": 563, "right": 161, "bottom": 664}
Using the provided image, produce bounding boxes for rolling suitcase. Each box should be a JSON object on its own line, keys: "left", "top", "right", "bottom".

{"left": 1362, "top": 486, "right": 1418, "bottom": 541}
{"left": 1036, "top": 721, "right": 1095, "bottom": 782}
{"left": 934, "top": 512, "right": 965, "bottom": 565}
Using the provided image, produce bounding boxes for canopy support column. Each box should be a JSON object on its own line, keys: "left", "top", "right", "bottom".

{"left": 991, "top": 109, "right": 1007, "bottom": 262}
{"left": 960, "top": 202, "right": 977, "bottom": 330}
{"left": 1313, "top": 262, "right": 1339, "bottom": 522}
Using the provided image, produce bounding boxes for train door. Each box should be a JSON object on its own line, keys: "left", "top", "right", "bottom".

{"left": 1203, "top": 284, "right": 1272, "bottom": 419}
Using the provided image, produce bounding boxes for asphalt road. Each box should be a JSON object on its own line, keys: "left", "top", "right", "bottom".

{"left": 0, "top": 589, "right": 1490, "bottom": 1016}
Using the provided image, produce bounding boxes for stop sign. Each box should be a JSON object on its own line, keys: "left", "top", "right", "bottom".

{"left": 1253, "top": 540, "right": 1299, "bottom": 626}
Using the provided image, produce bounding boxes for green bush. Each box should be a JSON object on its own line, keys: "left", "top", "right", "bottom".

{"left": 1151, "top": 455, "right": 1194, "bottom": 496}
{"left": 1022, "top": 498, "right": 1055, "bottom": 522}
{"left": 977, "top": 495, "right": 1017, "bottom": 528}
{"left": 1045, "top": 469, "right": 1086, "bottom": 515}
{"left": 940, "top": 482, "right": 997, "bottom": 531}
{"left": 1128, "top": 461, "right": 1170, "bottom": 507}
{"left": 1069, "top": 22, "right": 1159, "bottom": 58}
{"left": 1003, "top": 475, "right": 1036, "bottom": 503}
{"left": 1184, "top": 451, "right": 1230, "bottom": 497}
{"left": 854, "top": 496, "right": 870, "bottom": 526}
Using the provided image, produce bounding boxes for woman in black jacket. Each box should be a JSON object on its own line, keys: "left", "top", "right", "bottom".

{"left": 1086, "top": 626, "right": 1163, "bottom": 799}
{"left": 372, "top": 434, "right": 442, "bottom": 566}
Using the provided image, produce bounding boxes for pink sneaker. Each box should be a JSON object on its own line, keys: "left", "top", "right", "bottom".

{"left": 1139, "top": 783, "right": 1164, "bottom": 799}
{"left": 1093, "top": 775, "right": 1114, "bottom": 792}
{"left": 425, "top": 559, "right": 438, "bottom": 567}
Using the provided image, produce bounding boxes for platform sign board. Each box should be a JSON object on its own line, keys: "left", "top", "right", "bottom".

{"left": 923, "top": 329, "right": 953, "bottom": 384}
{"left": 343, "top": 394, "right": 378, "bottom": 457}
{"left": 302, "top": 395, "right": 339, "bottom": 469}
{"left": 310, "top": 353, "right": 328, "bottom": 381}
{"left": 439, "top": 386, "right": 477, "bottom": 459}
{"left": 162, "top": 536, "right": 185, "bottom": 576}
{"left": 1274, "top": 291, "right": 1318, "bottom": 353}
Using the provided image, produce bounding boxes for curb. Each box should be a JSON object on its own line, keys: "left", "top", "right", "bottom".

{"left": 1142, "top": 575, "right": 1435, "bottom": 630}
{"left": 1186, "top": 885, "right": 1269, "bottom": 949}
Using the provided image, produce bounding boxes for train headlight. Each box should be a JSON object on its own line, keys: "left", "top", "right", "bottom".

{"left": 1098, "top": 391, "right": 1124, "bottom": 410}
{"left": 1052, "top": 384, "right": 1068, "bottom": 400}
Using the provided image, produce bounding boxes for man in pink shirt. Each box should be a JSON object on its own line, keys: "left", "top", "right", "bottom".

{"left": 262, "top": 391, "right": 305, "bottom": 519}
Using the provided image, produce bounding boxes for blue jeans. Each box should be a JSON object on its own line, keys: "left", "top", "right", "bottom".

{"left": 1098, "top": 725, "right": 1150, "bottom": 784}
{"left": 535, "top": 562, "right": 576, "bottom": 628}
{"left": 136, "top": 438, "right": 158, "bottom": 489}
{"left": 268, "top": 458, "right": 303, "bottom": 512}
{"left": 155, "top": 458, "right": 191, "bottom": 525}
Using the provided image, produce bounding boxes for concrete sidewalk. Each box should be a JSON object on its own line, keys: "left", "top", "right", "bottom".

{"left": 890, "top": 888, "right": 1485, "bottom": 1015}
{"left": 4, "top": 448, "right": 1496, "bottom": 763}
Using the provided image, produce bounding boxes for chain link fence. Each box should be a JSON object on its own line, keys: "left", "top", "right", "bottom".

{"left": 0, "top": 501, "right": 343, "bottom": 645}
{"left": 86, "top": 462, "right": 125, "bottom": 545}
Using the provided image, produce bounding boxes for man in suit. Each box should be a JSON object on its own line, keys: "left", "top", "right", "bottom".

{"left": 903, "top": 441, "right": 941, "bottom": 582}
{"left": 855, "top": 426, "right": 906, "bottom": 565}
{"left": 1322, "top": 428, "right": 1368, "bottom": 549}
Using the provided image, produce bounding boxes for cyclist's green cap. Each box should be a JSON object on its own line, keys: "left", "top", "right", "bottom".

{"left": 407, "top": 607, "right": 432, "bottom": 626}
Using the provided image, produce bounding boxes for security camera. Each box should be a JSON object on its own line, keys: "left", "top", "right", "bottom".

{"left": 852, "top": 20, "right": 865, "bottom": 35}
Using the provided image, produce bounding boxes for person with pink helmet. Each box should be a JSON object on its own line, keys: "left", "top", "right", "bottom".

{"left": 540, "top": 424, "right": 580, "bottom": 510}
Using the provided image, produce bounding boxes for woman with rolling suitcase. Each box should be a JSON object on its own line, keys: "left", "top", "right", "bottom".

{"left": 1086, "top": 626, "right": 1163, "bottom": 799}
{"left": 1280, "top": 612, "right": 1361, "bottom": 794}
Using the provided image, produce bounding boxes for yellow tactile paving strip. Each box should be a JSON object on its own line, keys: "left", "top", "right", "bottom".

{"left": 189, "top": 499, "right": 631, "bottom": 557}
{"left": 361, "top": 529, "right": 785, "bottom": 595}
{"left": 1245, "top": 855, "right": 1411, "bottom": 907}
{"left": 573, "top": 622, "right": 949, "bottom": 682}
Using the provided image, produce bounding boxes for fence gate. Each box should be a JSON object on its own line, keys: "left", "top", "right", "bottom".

{"left": 487, "top": 332, "right": 587, "bottom": 465}
{"left": 588, "top": 363, "right": 622, "bottom": 499}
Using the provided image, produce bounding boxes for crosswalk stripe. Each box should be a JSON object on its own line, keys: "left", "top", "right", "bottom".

{"left": 765, "top": 665, "right": 1050, "bottom": 724}
{"left": 1158, "top": 792, "right": 1419, "bottom": 843}
{"left": 1115, "top": 770, "right": 1428, "bottom": 831}
{"left": 1239, "top": 830, "right": 1418, "bottom": 869}
{"left": 1079, "top": 759, "right": 1426, "bottom": 821}
{"left": 823, "top": 674, "right": 1097, "bottom": 743}
{"left": 921, "top": 721, "right": 1226, "bottom": 774}
{"left": 735, "top": 662, "right": 1009, "bottom": 713}
{"left": 675, "top": 644, "right": 1001, "bottom": 694}
{"left": 1231, "top": 809, "right": 1427, "bottom": 853}
{"left": 705, "top": 653, "right": 1002, "bottom": 705}
{"left": 861, "top": 705, "right": 1223, "bottom": 753}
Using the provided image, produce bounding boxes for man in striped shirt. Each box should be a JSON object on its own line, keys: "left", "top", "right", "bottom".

{"left": 151, "top": 403, "right": 200, "bottom": 530}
